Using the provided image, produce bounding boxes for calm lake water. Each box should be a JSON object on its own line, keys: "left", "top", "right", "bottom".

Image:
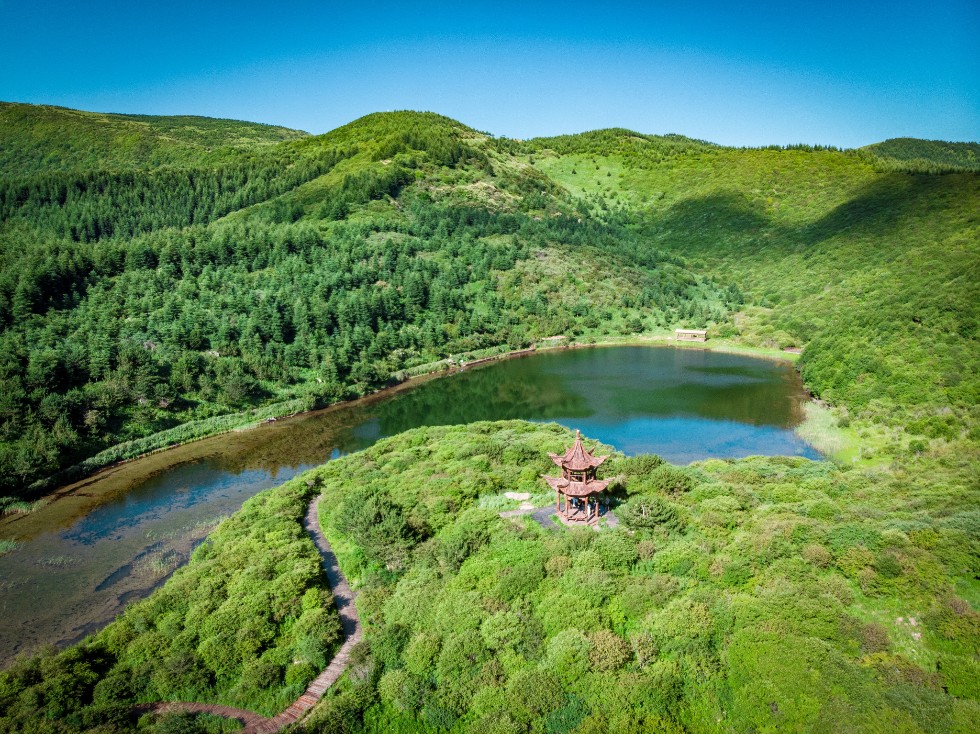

{"left": 0, "top": 346, "right": 818, "bottom": 662}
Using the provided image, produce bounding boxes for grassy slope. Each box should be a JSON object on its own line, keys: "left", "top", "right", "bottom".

{"left": 297, "top": 422, "right": 978, "bottom": 733}
{"left": 530, "top": 136, "right": 979, "bottom": 451}
{"left": 0, "top": 102, "right": 308, "bottom": 174}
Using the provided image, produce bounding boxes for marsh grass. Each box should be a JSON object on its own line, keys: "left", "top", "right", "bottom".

{"left": 0, "top": 497, "right": 47, "bottom": 515}
{"left": 796, "top": 402, "right": 849, "bottom": 458}
{"left": 133, "top": 551, "right": 180, "bottom": 580}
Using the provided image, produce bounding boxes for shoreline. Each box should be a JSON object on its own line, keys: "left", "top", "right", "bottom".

{"left": 11, "top": 334, "right": 811, "bottom": 510}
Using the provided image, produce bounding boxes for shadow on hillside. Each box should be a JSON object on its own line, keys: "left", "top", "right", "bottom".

{"left": 645, "top": 192, "right": 770, "bottom": 251}
{"left": 802, "top": 173, "right": 960, "bottom": 243}
{"left": 647, "top": 173, "right": 973, "bottom": 257}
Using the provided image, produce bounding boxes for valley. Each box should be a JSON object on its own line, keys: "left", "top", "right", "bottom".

{"left": 0, "top": 103, "right": 976, "bottom": 733}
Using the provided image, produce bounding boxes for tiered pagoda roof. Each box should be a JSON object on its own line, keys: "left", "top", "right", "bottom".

{"left": 548, "top": 429, "right": 608, "bottom": 472}
{"left": 544, "top": 430, "right": 610, "bottom": 497}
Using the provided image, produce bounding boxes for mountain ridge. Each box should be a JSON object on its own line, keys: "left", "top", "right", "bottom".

{"left": 0, "top": 101, "right": 309, "bottom": 174}
{"left": 5, "top": 101, "right": 979, "bottom": 176}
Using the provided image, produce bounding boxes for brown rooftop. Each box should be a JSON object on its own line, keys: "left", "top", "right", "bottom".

{"left": 548, "top": 429, "right": 608, "bottom": 472}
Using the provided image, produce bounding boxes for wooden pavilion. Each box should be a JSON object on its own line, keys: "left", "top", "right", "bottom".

{"left": 544, "top": 430, "right": 610, "bottom": 525}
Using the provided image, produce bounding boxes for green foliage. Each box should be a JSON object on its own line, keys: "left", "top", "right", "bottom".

{"left": 588, "top": 629, "right": 631, "bottom": 672}
{"left": 530, "top": 132, "right": 978, "bottom": 442}
{"left": 289, "top": 423, "right": 980, "bottom": 732}
{"left": 0, "top": 107, "right": 730, "bottom": 495}
{"left": 0, "top": 101, "right": 308, "bottom": 174}
{"left": 2, "top": 106, "right": 978, "bottom": 500}
{"left": 628, "top": 465, "right": 695, "bottom": 496}
{"left": 0, "top": 475, "right": 339, "bottom": 730}
{"left": 617, "top": 495, "right": 684, "bottom": 532}
{"left": 138, "top": 712, "right": 244, "bottom": 734}
{"left": 2, "top": 419, "right": 978, "bottom": 732}
{"left": 1, "top": 104, "right": 978, "bottom": 732}
{"left": 863, "top": 138, "right": 980, "bottom": 173}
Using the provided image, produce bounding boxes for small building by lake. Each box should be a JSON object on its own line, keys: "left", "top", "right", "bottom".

{"left": 675, "top": 329, "right": 707, "bottom": 342}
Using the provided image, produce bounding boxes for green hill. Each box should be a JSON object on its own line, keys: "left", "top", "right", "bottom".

{"left": 527, "top": 135, "right": 979, "bottom": 436}
{"left": 0, "top": 109, "right": 727, "bottom": 495}
{"left": 0, "top": 105, "right": 975, "bottom": 495}
{"left": 863, "top": 137, "right": 980, "bottom": 173}
{"left": 0, "top": 102, "right": 308, "bottom": 174}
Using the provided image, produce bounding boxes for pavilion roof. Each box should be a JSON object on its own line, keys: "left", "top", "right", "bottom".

{"left": 548, "top": 430, "right": 608, "bottom": 471}
{"left": 543, "top": 475, "right": 610, "bottom": 497}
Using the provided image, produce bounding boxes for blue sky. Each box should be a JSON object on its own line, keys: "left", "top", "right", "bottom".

{"left": 2, "top": 1, "right": 977, "bottom": 146}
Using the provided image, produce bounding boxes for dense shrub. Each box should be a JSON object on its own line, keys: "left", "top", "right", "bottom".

{"left": 289, "top": 423, "right": 980, "bottom": 731}
{"left": 0, "top": 476, "right": 340, "bottom": 729}
{"left": 617, "top": 495, "right": 684, "bottom": 532}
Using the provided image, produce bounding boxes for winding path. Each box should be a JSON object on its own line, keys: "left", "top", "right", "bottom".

{"left": 137, "top": 494, "right": 361, "bottom": 732}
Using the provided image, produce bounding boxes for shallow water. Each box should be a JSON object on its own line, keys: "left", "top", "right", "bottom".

{"left": 0, "top": 345, "right": 817, "bottom": 662}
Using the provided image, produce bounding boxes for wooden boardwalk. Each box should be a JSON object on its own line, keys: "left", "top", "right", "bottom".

{"left": 132, "top": 702, "right": 267, "bottom": 727}
{"left": 137, "top": 494, "right": 361, "bottom": 733}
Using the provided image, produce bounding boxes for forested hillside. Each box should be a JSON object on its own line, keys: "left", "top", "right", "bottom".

{"left": 527, "top": 133, "right": 979, "bottom": 444}
{"left": 0, "top": 103, "right": 976, "bottom": 497}
{"left": 0, "top": 107, "right": 729, "bottom": 497}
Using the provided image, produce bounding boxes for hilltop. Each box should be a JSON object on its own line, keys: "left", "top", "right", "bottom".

{"left": 0, "top": 102, "right": 308, "bottom": 174}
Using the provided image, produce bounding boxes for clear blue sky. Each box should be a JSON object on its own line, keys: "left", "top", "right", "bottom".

{"left": 2, "top": 1, "right": 977, "bottom": 147}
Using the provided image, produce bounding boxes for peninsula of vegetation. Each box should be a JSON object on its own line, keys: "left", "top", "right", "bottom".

{"left": 0, "top": 103, "right": 976, "bottom": 733}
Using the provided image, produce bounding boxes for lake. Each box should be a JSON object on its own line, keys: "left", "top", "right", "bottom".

{"left": 0, "top": 345, "right": 818, "bottom": 662}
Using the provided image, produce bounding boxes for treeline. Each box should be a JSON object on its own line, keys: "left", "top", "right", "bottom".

{"left": 0, "top": 146, "right": 352, "bottom": 241}
{"left": 520, "top": 129, "right": 715, "bottom": 158}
